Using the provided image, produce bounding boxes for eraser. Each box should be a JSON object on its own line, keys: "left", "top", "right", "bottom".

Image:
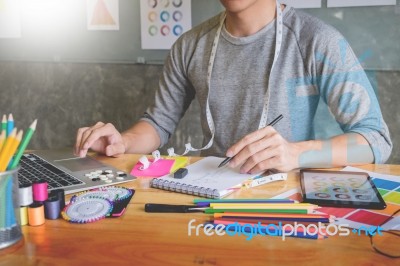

{"left": 174, "top": 168, "right": 188, "bottom": 179}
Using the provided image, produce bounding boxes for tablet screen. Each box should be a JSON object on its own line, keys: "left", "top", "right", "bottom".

{"left": 300, "top": 170, "right": 386, "bottom": 209}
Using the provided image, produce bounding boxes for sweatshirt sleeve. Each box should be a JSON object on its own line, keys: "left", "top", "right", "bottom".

{"left": 309, "top": 26, "right": 392, "bottom": 163}
{"left": 140, "top": 36, "right": 196, "bottom": 148}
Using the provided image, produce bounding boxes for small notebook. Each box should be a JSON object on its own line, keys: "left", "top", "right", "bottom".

{"left": 150, "top": 157, "right": 264, "bottom": 199}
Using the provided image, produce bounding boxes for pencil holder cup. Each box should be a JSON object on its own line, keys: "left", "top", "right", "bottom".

{"left": 0, "top": 167, "right": 23, "bottom": 250}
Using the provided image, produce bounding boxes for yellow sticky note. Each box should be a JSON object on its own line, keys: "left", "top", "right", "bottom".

{"left": 170, "top": 156, "right": 189, "bottom": 173}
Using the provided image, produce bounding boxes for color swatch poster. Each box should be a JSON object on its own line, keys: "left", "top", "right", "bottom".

{"left": 281, "top": 0, "right": 322, "bottom": 8}
{"left": 327, "top": 0, "right": 396, "bottom": 7}
{"left": 0, "top": 0, "right": 21, "bottom": 38}
{"left": 140, "top": 0, "right": 192, "bottom": 50}
{"left": 87, "top": 0, "right": 119, "bottom": 31}
{"left": 273, "top": 167, "right": 400, "bottom": 230}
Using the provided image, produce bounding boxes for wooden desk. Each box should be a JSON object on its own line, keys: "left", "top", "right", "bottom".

{"left": 1, "top": 155, "right": 399, "bottom": 266}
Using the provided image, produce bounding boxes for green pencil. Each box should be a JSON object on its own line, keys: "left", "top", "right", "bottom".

{"left": 1, "top": 114, "right": 6, "bottom": 133}
{"left": 10, "top": 119, "right": 37, "bottom": 170}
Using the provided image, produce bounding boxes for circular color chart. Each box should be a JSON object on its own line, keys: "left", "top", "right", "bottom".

{"left": 330, "top": 176, "right": 344, "bottom": 182}
{"left": 355, "top": 194, "right": 372, "bottom": 200}
{"left": 313, "top": 187, "right": 329, "bottom": 193}
{"left": 148, "top": 25, "right": 158, "bottom": 36}
{"left": 332, "top": 182, "right": 346, "bottom": 187}
{"left": 160, "top": 11, "right": 170, "bottom": 22}
{"left": 315, "top": 193, "right": 331, "bottom": 199}
{"left": 161, "top": 0, "right": 170, "bottom": 8}
{"left": 173, "top": 25, "right": 183, "bottom": 36}
{"left": 148, "top": 0, "right": 157, "bottom": 8}
{"left": 161, "top": 25, "right": 170, "bottom": 36}
{"left": 148, "top": 11, "right": 157, "bottom": 22}
{"left": 332, "top": 187, "right": 348, "bottom": 193}
{"left": 353, "top": 188, "right": 369, "bottom": 194}
{"left": 335, "top": 194, "right": 351, "bottom": 200}
{"left": 350, "top": 183, "right": 363, "bottom": 188}
{"left": 172, "top": 0, "right": 183, "bottom": 8}
{"left": 173, "top": 10, "right": 183, "bottom": 22}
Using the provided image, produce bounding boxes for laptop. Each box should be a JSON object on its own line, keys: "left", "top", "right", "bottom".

{"left": 18, "top": 149, "right": 136, "bottom": 195}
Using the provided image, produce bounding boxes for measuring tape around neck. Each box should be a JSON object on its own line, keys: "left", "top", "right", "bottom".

{"left": 167, "top": 0, "right": 284, "bottom": 157}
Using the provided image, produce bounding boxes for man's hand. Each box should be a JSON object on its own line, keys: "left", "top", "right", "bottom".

{"left": 226, "top": 127, "right": 301, "bottom": 173}
{"left": 75, "top": 122, "right": 126, "bottom": 158}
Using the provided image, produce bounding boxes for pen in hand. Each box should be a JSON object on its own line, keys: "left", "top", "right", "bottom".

{"left": 218, "top": 114, "right": 284, "bottom": 168}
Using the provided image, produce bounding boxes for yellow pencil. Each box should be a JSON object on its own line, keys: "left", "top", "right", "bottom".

{"left": 0, "top": 128, "right": 22, "bottom": 172}
{"left": 0, "top": 130, "right": 5, "bottom": 153}
{"left": 6, "top": 130, "right": 23, "bottom": 171}
{"left": 0, "top": 128, "right": 17, "bottom": 169}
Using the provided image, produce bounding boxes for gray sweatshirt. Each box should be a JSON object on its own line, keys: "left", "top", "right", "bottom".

{"left": 142, "top": 6, "right": 392, "bottom": 163}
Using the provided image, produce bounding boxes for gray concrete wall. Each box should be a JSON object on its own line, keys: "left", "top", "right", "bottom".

{"left": 0, "top": 62, "right": 398, "bottom": 164}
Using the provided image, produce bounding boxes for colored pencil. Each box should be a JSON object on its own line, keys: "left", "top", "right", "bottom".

{"left": 5, "top": 176, "right": 17, "bottom": 227}
{"left": 1, "top": 115, "right": 6, "bottom": 133}
{"left": 210, "top": 220, "right": 326, "bottom": 240}
{"left": 6, "top": 113, "right": 14, "bottom": 137}
{"left": 194, "top": 198, "right": 297, "bottom": 207}
{"left": 0, "top": 177, "right": 7, "bottom": 229}
{"left": 214, "top": 212, "right": 332, "bottom": 219}
{"left": 209, "top": 203, "right": 318, "bottom": 209}
{"left": 9, "top": 119, "right": 37, "bottom": 170}
{"left": 0, "top": 129, "right": 22, "bottom": 171}
{"left": 0, "top": 130, "right": 5, "bottom": 153}
{"left": 6, "top": 130, "right": 23, "bottom": 171}
{"left": 204, "top": 208, "right": 314, "bottom": 214}
{"left": 213, "top": 217, "right": 333, "bottom": 224}
{"left": 0, "top": 128, "right": 17, "bottom": 170}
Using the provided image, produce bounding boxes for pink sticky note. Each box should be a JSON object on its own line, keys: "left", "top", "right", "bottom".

{"left": 130, "top": 158, "right": 175, "bottom": 177}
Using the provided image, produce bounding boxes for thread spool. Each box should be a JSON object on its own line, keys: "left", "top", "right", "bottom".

{"left": 28, "top": 202, "right": 45, "bottom": 226}
{"left": 18, "top": 183, "right": 33, "bottom": 207}
{"left": 20, "top": 206, "right": 28, "bottom": 226}
{"left": 51, "top": 189, "right": 65, "bottom": 210}
{"left": 32, "top": 180, "right": 48, "bottom": 202}
{"left": 44, "top": 195, "right": 61, "bottom": 220}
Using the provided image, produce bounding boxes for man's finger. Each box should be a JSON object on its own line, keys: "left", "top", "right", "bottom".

{"left": 106, "top": 142, "right": 126, "bottom": 157}
{"left": 240, "top": 146, "right": 280, "bottom": 174}
{"left": 229, "top": 135, "right": 278, "bottom": 168}
{"left": 75, "top": 127, "right": 89, "bottom": 155}
{"left": 226, "top": 126, "right": 276, "bottom": 157}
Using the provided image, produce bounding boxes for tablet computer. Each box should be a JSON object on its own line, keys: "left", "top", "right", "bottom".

{"left": 300, "top": 169, "right": 386, "bottom": 209}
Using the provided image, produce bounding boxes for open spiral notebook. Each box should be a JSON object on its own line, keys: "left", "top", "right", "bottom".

{"left": 150, "top": 156, "right": 287, "bottom": 199}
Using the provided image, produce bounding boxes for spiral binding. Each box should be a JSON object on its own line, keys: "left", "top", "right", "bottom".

{"left": 150, "top": 178, "right": 219, "bottom": 199}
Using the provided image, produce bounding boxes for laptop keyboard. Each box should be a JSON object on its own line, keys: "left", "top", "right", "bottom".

{"left": 18, "top": 154, "right": 85, "bottom": 190}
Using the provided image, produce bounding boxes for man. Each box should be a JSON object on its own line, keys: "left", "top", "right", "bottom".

{"left": 75, "top": 0, "right": 392, "bottom": 174}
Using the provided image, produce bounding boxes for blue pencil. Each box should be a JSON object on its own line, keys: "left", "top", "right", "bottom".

{"left": 6, "top": 114, "right": 14, "bottom": 137}
{"left": 0, "top": 176, "right": 7, "bottom": 229}
{"left": 6, "top": 175, "right": 16, "bottom": 227}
